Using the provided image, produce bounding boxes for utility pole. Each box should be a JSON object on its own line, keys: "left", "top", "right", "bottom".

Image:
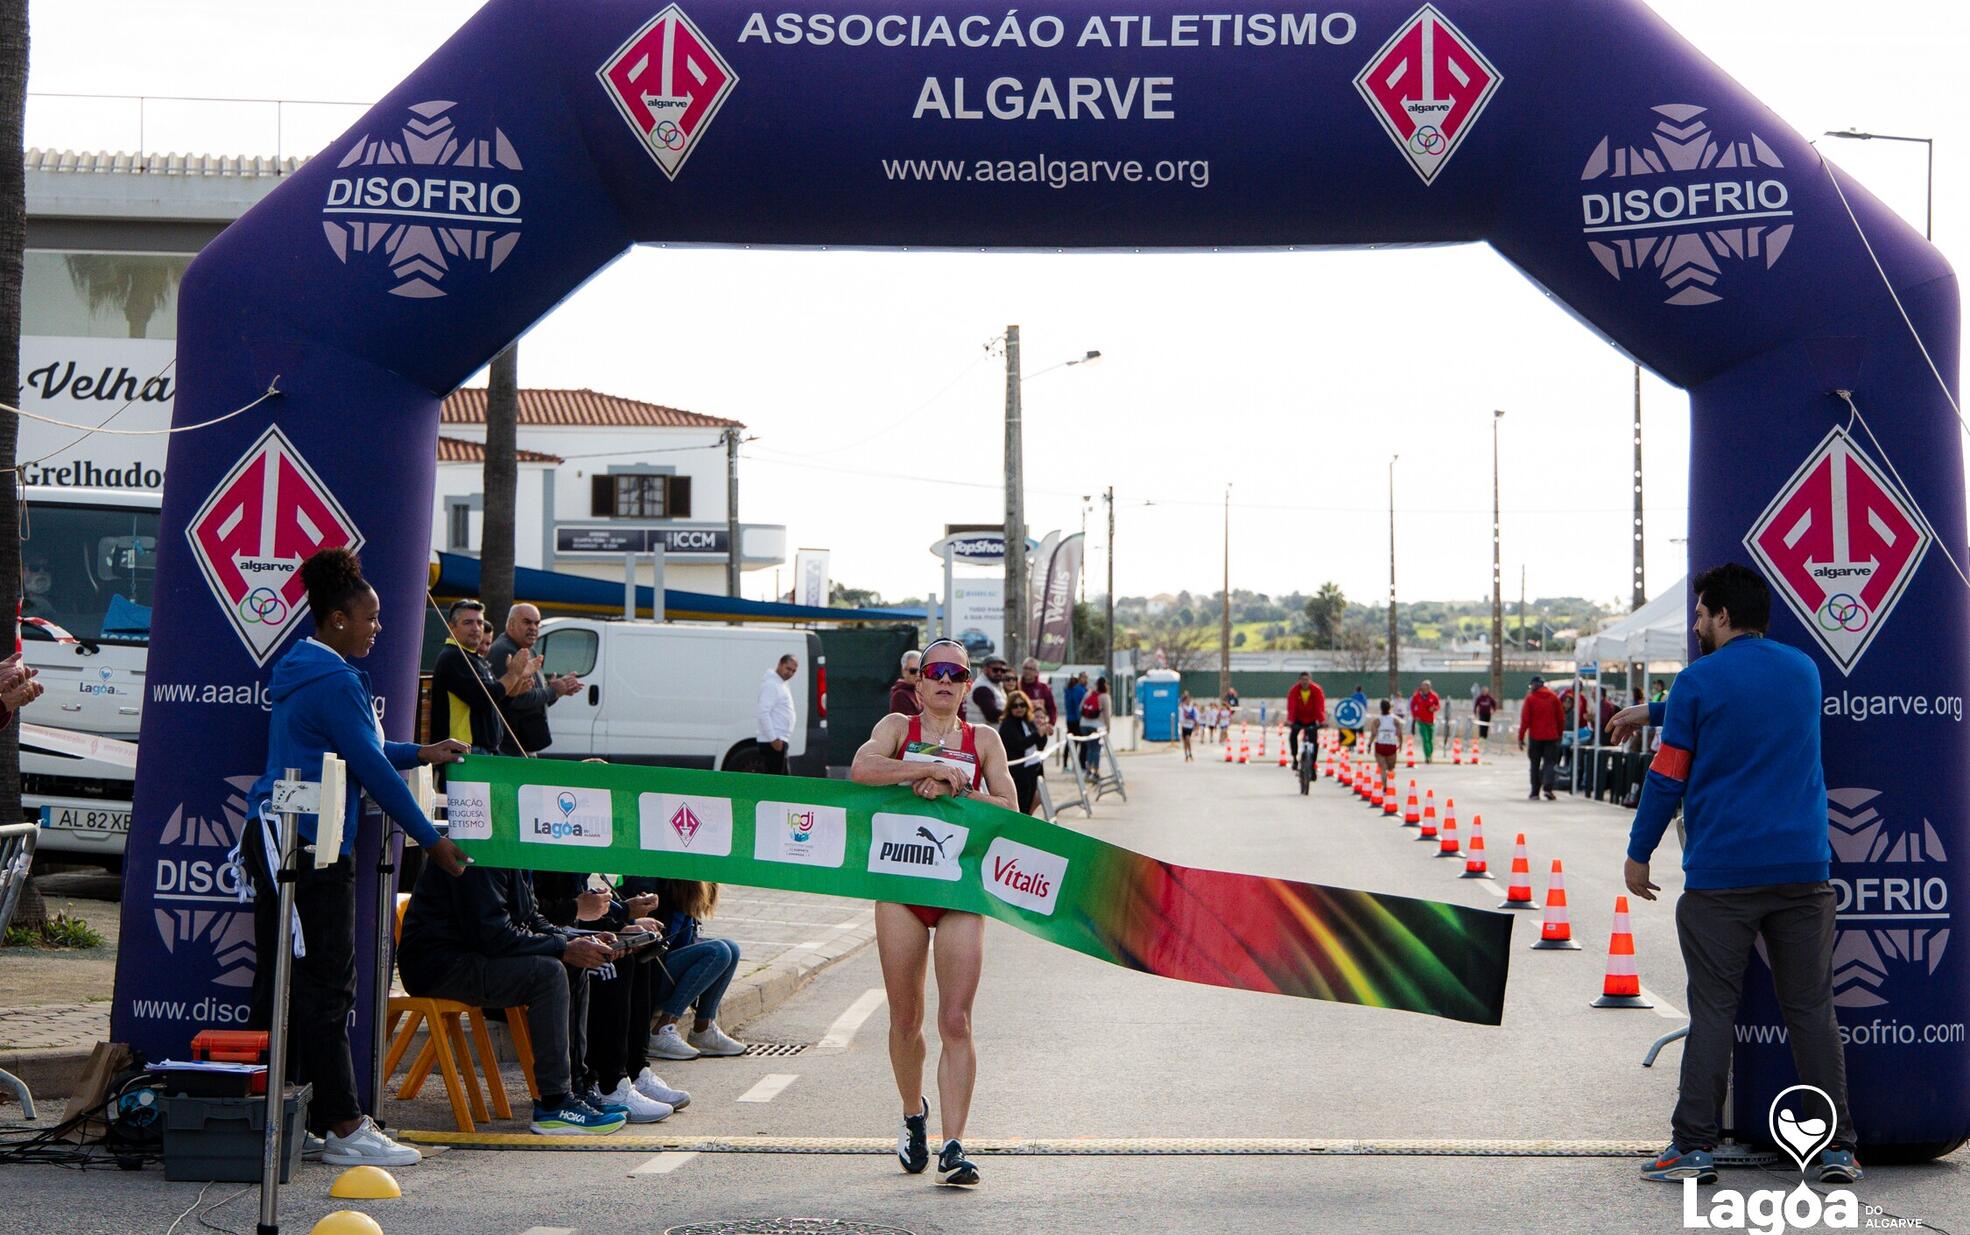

{"left": 1219, "top": 484, "right": 1232, "bottom": 701}
{"left": 1002, "top": 324, "right": 1027, "bottom": 667}
{"left": 1632, "top": 364, "right": 1646, "bottom": 611}
{"left": 1387, "top": 455, "right": 1399, "bottom": 698}
{"left": 1490, "top": 410, "right": 1505, "bottom": 701}
{"left": 1518, "top": 565, "right": 1527, "bottom": 652}
{"left": 1104, "top": 486, "right": 1116, "bottom": 683}
{"left": 1070, "top": 495, "right": 1089, "bottom": 664}
{"left": 723, "top": 427, "right": 741, "bottom": 598}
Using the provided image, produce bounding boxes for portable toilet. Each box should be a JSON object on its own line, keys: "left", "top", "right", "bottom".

{"left": 1137, "top": 669, "right": 1183, "bottom": 742}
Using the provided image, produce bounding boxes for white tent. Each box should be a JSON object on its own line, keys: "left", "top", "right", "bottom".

{"left": 1575, "top": 580, "right": 1688, "bottom": 668}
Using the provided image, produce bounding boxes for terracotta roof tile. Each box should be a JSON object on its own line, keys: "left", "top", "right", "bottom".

{"left": 436, "top": 435, "right": 563, "bottom": 464}
{"left": 442, "top": 387, "right": 741, "bottom": 429}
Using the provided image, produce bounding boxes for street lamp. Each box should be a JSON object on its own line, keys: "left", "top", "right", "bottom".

{"left": 1824, "top": 128, "right": 1934, "bottom": 239}
{"left": 1387, "top": 454, "right": 1399, "bottom": 699}
{"left": 1002, "top": 332, "right": 1100, "bottom": 667}
{"left": 1490, "top": 410, "right": 1505, "bottom": 703}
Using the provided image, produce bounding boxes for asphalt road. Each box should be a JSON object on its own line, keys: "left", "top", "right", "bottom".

{"left": 5, "top": 746, "right": 1965, "bottom": 1234}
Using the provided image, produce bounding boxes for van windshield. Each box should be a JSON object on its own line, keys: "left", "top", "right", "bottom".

{"left": 21, "top": 501, "right": 160, "bottom": 646}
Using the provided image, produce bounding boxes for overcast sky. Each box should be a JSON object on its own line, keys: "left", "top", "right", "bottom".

{"left": 25, "top": 1, "right": 1967, "bottom": 607}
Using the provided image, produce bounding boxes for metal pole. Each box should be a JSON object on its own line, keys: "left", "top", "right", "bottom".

{"left": 1490, "top": 411, "right": 1504, "bottom": 702}
{"left": 1003, "top": 325, "right": 1026, "bottom": 667}
{"left": 1104, "top": 486, "right": 1116, "bottom": 684}
{"left": 1219, "top": 485, "right": 1231, "bottom": 701}
{"left": 1387, "top": 455, "right": 1399, "bottom": 699}
{"left": 258, "top": 768, "right": 302, "bottom": 1235}
{"left": 1633, "top": 366, "right": 1646, "bottom": 612}
{"left": 1519, "top": 566, "right": 1527, "bottom": 652}
{"left": 1926, "top": 138, "right": 1933, "bottom": 240}
{"left": 623, "top": 552, "right": 636, "bottom": 619}
{"left": 651, "top": 546, "right": 666, "bottom": 622}
{"left": 724, "top": 428, "right": 741, "bottom": 598}
{"left": 942, "top": 546, "right": 954, "bottom": 640}
{"left": 368, "top": 817, "right": 395, "bottom": 1129}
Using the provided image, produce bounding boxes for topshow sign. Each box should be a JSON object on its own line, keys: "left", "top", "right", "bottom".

{"left": 929, "top": 532, "right": 1039, "bottom": 566}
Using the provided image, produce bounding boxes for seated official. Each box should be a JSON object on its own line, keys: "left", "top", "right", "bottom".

{"left": 397, "top": 862, "right": 627, "bottom": 1136}
{"left": 534, "top": 872, "right": 691, "bottom": 1123}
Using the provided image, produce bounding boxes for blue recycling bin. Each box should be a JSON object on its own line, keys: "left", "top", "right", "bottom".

{"left": 1136, "top": 670, "right": 1183, "bottom": 742}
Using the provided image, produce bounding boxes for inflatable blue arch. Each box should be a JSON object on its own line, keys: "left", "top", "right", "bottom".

{"left": 113, "top": 0, "right": 1964, "bottom": 1157}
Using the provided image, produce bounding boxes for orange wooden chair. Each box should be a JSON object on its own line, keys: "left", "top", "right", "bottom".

{"left": 384, "top": 894, "right": 540, "bottom": 1131}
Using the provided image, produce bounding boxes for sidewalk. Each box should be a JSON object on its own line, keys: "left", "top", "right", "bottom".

{"left": 0, "top": 884, "right": 875, "bottom": 1105}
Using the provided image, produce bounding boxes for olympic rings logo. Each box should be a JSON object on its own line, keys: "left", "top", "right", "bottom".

{"left": 651, "top": 121, "right": 687, "bottom": 152}
{"left": 1410, "top": 125, "right": 1447, "bottom": 156}
{"left": 1818, "top": 592, "right": 1869, "bottom": 634}
{"left": 238, "top": 587, "right": 289, "bottom": 626}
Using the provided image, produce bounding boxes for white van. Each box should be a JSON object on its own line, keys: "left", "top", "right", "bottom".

{"left": 18, "top": 487, "right": 159, "bottom": 868}
{"left": 532, "top": 618, "right": 828, "bottom": 775}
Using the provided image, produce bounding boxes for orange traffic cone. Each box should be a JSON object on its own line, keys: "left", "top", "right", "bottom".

{"left": 1471, "top": 739, "right": 1484, "bottom": 764}
{"left": 1223, "top": 738, "right": 1233, "bottom": 763}
{"left": 1450, "top": 737, "right": 1463, "bottom": 765}
{"left": 1592, "top": 896, "right": 1654, "bottom": 1007}
{"left": 1436, "top": 797, "right": 1461, "bottom": 857}
{"left": 1415, "top": 783, "right": 1437, "bottom": 839}
{"left": 1368, "top": 767, "right": 1383, "bottom": 808}
{"left": 1237, "top": 742, "right": 1248, "bottom": 764}
{"left": 1405, "top": 737, "right": 1416, "bottom": 769}
{"left": 1257, "top": 726, "right": 1267, "bottom": 759}
{"left": 1382, "top": 772, "right": 1399, "bottom": 817}
{"left": 1403, "top": 782, "right": 1422, "bottom": 826}
{"left": 1461, "top": 814, "right": 1489, "bottom": 877}
{"left": 1278, "top": 737, "right": 1291, "bottom": 768}
{"left": 1499, "top": 834, "right": 1537, "bottom": 908}
{"left": 1531, "top": 859, "right": 1583, "bottom": 950}
{"left": 1410, "top": 787, "right": 1433, "bottom": 832}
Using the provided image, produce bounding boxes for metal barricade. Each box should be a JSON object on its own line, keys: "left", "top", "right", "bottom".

{"left": 1, "top": 822, "right": 42, "bottom": 1118}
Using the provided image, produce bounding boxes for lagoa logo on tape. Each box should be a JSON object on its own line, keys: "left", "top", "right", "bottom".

{"left": 519, "top": 785, "right": 613, "bottom": 846}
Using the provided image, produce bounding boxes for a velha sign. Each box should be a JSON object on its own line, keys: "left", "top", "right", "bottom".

{"left": 556, "top": 525, "right": 731, "bottom": 557}
{"left": 122, "top": 0, "right": 1966, "bottom": 1156}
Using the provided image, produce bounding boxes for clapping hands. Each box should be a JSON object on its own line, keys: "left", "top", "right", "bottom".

{"left": 0, "top": 653, "right": 42, "bottom": 712}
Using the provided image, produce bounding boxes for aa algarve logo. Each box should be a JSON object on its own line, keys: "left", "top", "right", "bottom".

{"left": 1681, "top": 1085, "right": 1871, "bottom": 1235}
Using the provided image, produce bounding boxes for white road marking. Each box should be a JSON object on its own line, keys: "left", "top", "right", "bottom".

{"left": 737, "top": 1073, "right": 799, "bottom": 1103}
{"left": 1476, "top": 879, "right": 1507, "bottom": 900}
{"left": 1641, "top": 987, "right": 1685, "bottom": 1020}
{"left": 793, "top": 915, "right": 875, "bottom": 952}
{"left": 818, "top": 988, "right": 888, "bottom": 1051}
{"left": 519, "top": 1227, "right": 577, "bottom": 1235}
{"left": 629, "top": 1151, "right": 698, "bottom": 1176}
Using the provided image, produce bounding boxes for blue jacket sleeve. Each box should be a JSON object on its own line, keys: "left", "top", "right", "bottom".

{"left": 384, "top": 741, "right": 423, "bottom": 771}
{"left": 1648, "top": 701, "right": 1666, "bottom": 727}
{"left": 1628, "top": 678, "right": 1699, "bottom": 864}
{"left": 325, "top": 677, "right": 443, "bottom": 848}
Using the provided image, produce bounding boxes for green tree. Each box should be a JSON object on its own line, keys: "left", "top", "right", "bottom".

{"left": 1303, "top": 581, "right": 1347, "bottom": 648}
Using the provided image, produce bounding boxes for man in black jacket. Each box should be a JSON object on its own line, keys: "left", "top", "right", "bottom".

{"left": 430, "top": 600, "right": 538, "bottom": 757}
{"left": 397, "top": 861, "right": 625, "bottom": 1134}
{"left": 488, "top": 604, "right": 581, "bottom": 755}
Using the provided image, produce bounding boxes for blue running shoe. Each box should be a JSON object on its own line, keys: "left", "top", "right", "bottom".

{"left": 1640, "top": 1143, "right": 1717, "bottom": 1183}
{"left": 1817, "top": 1146, "right": 1863, "bottom": 1184}
{"left": 937, "top": 1138, "right": 979, "bottom": 1186}
{"left": 897, "top": 1098, "right": 929, "bottom": 1174}
{"left": 531, "top": 1098, "right": 626, "bottom": 1136}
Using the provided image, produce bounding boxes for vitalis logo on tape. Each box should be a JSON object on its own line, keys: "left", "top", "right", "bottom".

{"left": 983, "top": 837, "right": 1068, "bottom": 916}
{"left": 754, "top": 800, "right": 847, "bottom": 868}
{"left": 1580, "top": 105, "right": 1794, "bottom": 306}
{"left": 187, "top": 425, "right": 363, "bottom": 667}
{"left": 321, "top": 99, "right": 523, "bottom": 299}
{"left": 519, "top": 785, "right": 613, "bottom": 847}
{"left": 869, "top": 812, "right": 969, "bottom": 881}
{"left": 1744, "top": 426, "right": 1929, "bottom": 674}
{"left": 1353, "top": 5, "right": 1500, "bottom": 185}
{"left": 599, "top": 5, "right": 738, "bottom": 181}
{"left": 638, "top": 792, "right": 734, "bottom": 856}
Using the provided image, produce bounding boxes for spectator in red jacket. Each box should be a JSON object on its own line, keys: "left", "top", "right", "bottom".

{"left": 1408, "top": 680, "right": 1442, "bottom": 763}
{"left": 1016, "top": 658, "right": 1058, "bottom": 726}
{"left": 1518, "top": 676, "right": 1566, "bottom": 801}
{"left": 1284, "top": 672, "right": 1325, "bottom": 765}
{"left": 887, "top": 650, "right": 923, "bottom": 717}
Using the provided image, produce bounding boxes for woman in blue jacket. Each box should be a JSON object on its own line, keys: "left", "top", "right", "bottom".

{"left": 241, "top": 547, "right": 472, "bottom": 1169}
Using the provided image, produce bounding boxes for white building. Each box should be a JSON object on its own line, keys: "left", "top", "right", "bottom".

{"left": 434, "top": 386, "right": 786, "bottom": 596}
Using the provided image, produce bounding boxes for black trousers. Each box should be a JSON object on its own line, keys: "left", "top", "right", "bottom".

{"left": 246, "top": 825, "right": 360, "bottom": 1135}
{"left": 586, "top": 950, "right": 659, "bottom": 1091}
{"left": 1526, "top": 739, "right": 1560, "bottom": 794}
{"left": 760, "top": 742, "right": 790, "bottom": 775}
{"left": 1673, "top": 884, "right": 1856, "bottom": 1151}
{"left": 1011, "top": 767, "right": 1040, "bottom": 815}
{"left": 1289, "top": 721, "right": 1319, "bottom": 761}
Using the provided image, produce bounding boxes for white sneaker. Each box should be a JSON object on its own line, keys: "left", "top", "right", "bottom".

{"left": 302, "top": 1132, "right": 327, "bottom": 1160}
{"left": 604, "top": 1078, "right": 673, "bottom": 1124}
{"left": 632, "top": 1066, "right": 691, "bottom": 1110}
{"left": 650, "top": 1023, "right": 701, "bottom": 1061}
{"left": 321, "top": 1116, "right": 422, "bottom": 1167}
{"left": 687, "top": 1021, "right": 746, "bottom": 1057}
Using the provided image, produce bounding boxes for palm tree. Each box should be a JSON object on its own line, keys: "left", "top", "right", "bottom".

{"left": 480, "top": 345, "right": 518, "bottom": 627}
{"left": 0, "top": 0, "right": 30, "bottom": 927}
{"left": 63, "top": 254, "right": 183, "bottom": 338}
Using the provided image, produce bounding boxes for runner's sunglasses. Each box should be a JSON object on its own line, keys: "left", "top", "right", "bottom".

{"left": 920, "top": 661, "right": 973, "bottom": 683}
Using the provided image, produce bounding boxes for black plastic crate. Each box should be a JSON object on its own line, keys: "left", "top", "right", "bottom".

{"left": 161, "top": 1084, "right": 311, "bottom": 1183}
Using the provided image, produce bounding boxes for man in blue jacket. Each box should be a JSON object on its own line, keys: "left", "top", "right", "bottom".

{"left": 1612, "top": 563, "right": 1859, "bottom": 1187}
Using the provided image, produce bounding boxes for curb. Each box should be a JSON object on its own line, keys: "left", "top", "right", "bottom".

{"left": 721, "top": 919, "right": 877, "bottom": 1033}
{"left": 0, "top": 1045, "right": 93, "bottom": 1102}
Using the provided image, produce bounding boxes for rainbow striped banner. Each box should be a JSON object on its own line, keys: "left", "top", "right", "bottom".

{"left": 446, "top": 755, "right": 1512, "bottom": 1025}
